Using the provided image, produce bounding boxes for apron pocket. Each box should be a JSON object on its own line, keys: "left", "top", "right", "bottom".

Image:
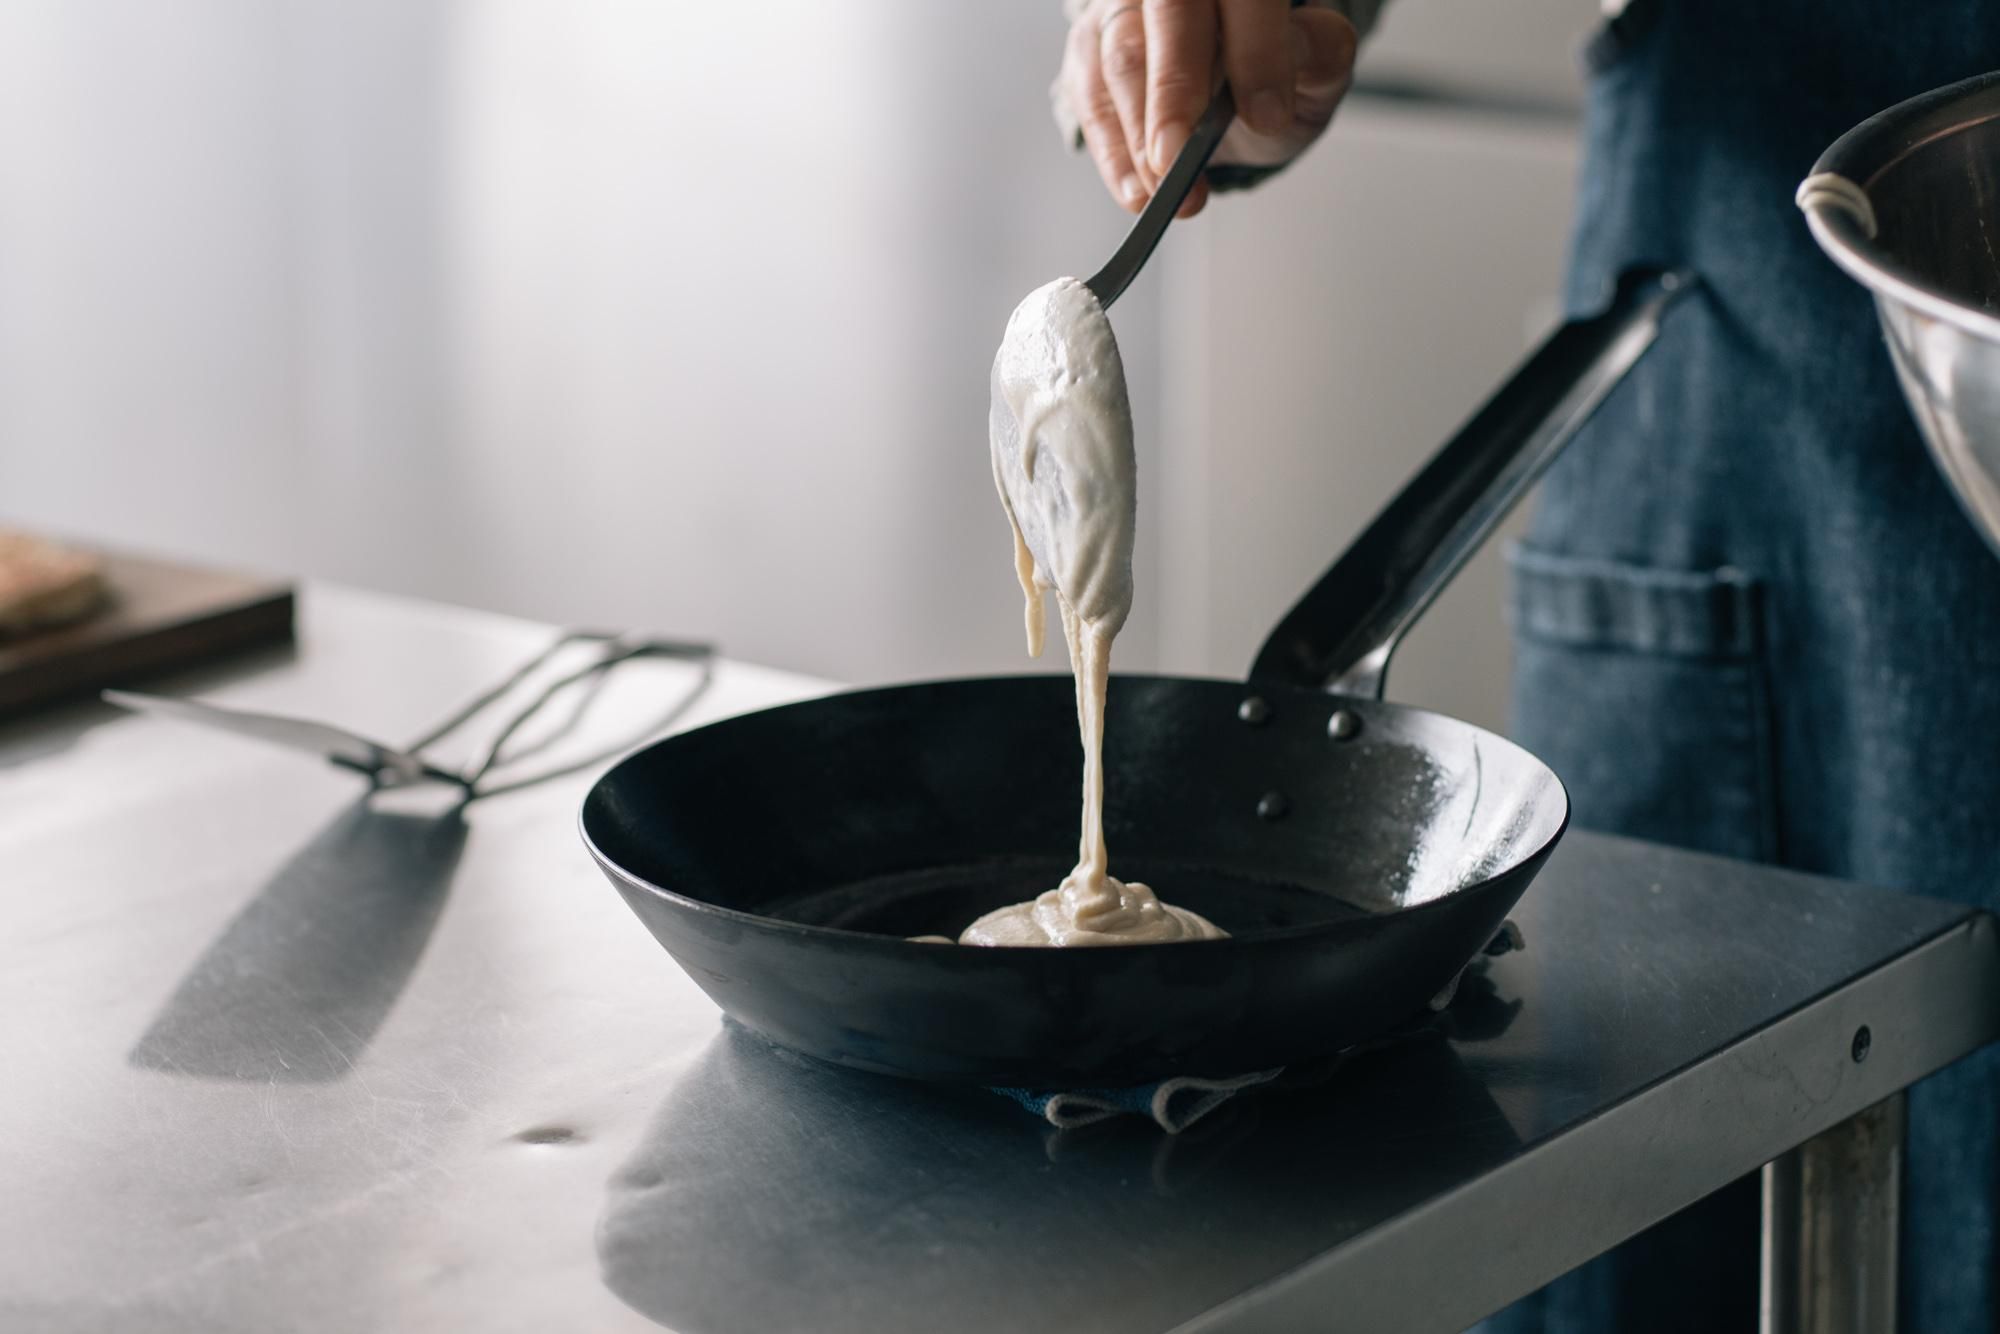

{"left": 1506, "top": 543, "right": 1778, "bottom": 862}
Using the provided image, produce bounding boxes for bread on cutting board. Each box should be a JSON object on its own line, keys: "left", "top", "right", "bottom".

{"left": 0, "top": 530, "right": 110, "bottom": 638}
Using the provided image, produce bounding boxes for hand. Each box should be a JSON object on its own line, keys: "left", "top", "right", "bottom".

{"left": 1059, "top": 0, "right": 1358, "bottom": 218}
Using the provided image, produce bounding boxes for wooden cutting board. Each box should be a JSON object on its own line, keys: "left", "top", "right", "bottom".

{"left": 0, "top": 550, "right": 294, "bottom": 721}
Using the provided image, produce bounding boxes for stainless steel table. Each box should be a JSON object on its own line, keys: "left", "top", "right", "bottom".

{"left": 5, "top": 585, "right": 1996, "bottom": 1334}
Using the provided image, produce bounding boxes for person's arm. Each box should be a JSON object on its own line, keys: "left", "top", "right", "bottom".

{"left": 1051, "top": 0, "right": 1374, "bottom": 217}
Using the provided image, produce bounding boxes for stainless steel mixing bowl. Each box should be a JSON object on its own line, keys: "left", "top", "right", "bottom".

{"left": 1799, "top": 70, "right": 2000, "bottom": 558}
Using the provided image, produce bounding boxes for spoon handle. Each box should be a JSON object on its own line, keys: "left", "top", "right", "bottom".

{"left": 1084, "top": 84, "right": 1236, "bottom": 310}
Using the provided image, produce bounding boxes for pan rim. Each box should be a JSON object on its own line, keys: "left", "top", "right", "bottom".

{"left": 578, "top": 672, "right": 1571, "bottom": 953}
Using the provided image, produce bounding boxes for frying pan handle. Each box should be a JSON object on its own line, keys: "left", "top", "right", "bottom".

{"left": 1247, "top": 267, "right": 1698, "bottom": 698}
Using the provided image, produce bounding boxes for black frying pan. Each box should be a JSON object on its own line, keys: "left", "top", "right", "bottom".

{"left": 582, "top": 270, "right": 1694, "bottom": 1087}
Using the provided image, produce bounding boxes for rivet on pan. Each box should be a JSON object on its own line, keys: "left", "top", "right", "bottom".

{"left": 1851, "top": 1025, "right": 1872, "bottom": 1064}
{"left": 1237, "top": 696, "right": 1271, "bottom": 725}
{"left": 1327, "top": 709, "right": 1361, "bottom": 741}
{"left": 1256, "top": 791, "right": 1289, "bottom": 821}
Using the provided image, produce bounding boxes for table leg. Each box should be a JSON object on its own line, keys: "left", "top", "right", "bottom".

{"left": 1760, "top": 1092, "right": 1906, "bottom": 1334}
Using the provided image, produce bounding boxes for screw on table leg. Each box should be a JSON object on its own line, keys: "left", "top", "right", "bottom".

{"left": 1759, "top": 1091, "right": 1904, "bottom": 1334}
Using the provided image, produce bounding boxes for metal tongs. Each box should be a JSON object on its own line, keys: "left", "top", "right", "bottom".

{"left": 105, "top": 631, "right": 714, "bottom": 801}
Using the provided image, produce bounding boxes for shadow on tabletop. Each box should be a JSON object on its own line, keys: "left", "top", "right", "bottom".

{"left": 597, "top": 974, "right": 1525, "bottom": 1334}
{"left": 129, "top": 795, "right": 466, "bottom": 1082}
{"left": 0, "top": 692, "right": 127, "bottom": 770}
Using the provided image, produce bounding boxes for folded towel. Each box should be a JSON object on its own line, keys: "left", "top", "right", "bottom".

{"left": 993, "top": 919, "right": 1525, "bottom": 1133}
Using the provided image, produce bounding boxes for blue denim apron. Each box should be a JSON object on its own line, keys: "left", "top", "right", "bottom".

{"left": 1492, "top": 3, "right": 2000, "bottom": 1331}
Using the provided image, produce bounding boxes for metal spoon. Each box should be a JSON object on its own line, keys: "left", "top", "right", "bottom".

{"left": 1084, "top": 85, "right": 1236, "bottom": 310}
{"left": 102, "top": 631, "right": 714, "bottom": 799}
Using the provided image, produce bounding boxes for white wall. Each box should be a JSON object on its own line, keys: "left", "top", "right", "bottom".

{"left": 0, "top": 0, "right": 1596, "bottom": 726}
{"left": 0, "top": 0, "right": 1160, "bottom": 684}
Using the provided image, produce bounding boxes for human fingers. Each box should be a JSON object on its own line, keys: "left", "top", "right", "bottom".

{"left": 1289, "top": 5, "right": 1357, "bottom": 130}
{"left": 1142, "top": 0, "right": 1216, "bottom": 177}
{"left": 1218, "top": 0, "right": 1294, "bottom": 135}
{"left": 1065, "top": 13, "right": 1150, "bottom": 211}
{"left": 1176, "top": 176, "right": 1211, "bottom": 219}
{"left": 1209, "top": 6, "right": 1357, "bottom": 168}
{"left": 1096, "top": 3, "right": 1158, "bottom": 196}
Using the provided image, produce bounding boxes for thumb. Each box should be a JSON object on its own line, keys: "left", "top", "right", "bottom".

{"left": 1289, "top": 8, "right": 1357, "bottom": 126}
{"left": 1208, "top": 6, "right": 1356, "bottom": 169}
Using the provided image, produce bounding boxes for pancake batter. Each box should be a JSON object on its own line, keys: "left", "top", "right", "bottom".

{"left": 961, "top": 277, "right": 1224, "bottom": 947}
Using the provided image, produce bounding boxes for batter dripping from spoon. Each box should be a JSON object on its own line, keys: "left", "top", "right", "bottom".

{"left": 958, "top": 277, "right": 1225, "bottom": 947}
